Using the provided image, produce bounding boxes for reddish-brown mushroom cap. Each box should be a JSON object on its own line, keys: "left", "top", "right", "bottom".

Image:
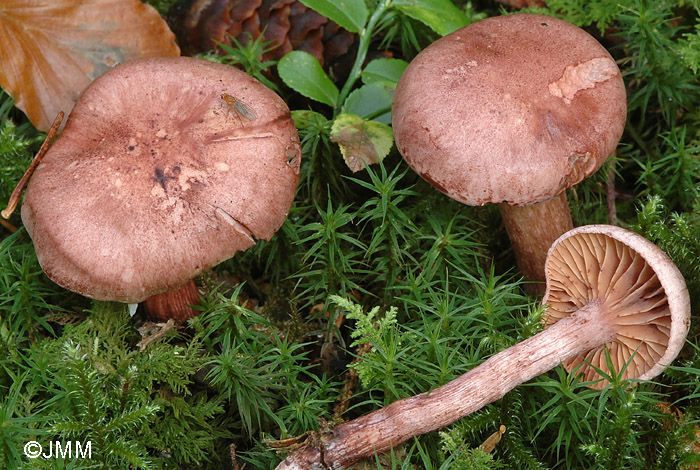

{"left": 21, "top": 57, "right": 301, "bottom": 303}
{"left": 392, "top": 14, "right": 626, "bottom": 206}
{"left": 392, "top": 14, "right": 627, "bottom": 287}
{"left": 543, "top": 225, "right": 691, "bottom": 388}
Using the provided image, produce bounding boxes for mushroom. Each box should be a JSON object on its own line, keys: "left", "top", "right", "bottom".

{"left": 544, "top": 226, "right": 689, "bottom": 389}
{"left": 274, "top": 225, "right": 690, "bottom": 470}
{"left": 392, "top": 14, "right": 627, "bottom": 288}
{"left": 20, "top": 57, "right": 301, "bottom": 311}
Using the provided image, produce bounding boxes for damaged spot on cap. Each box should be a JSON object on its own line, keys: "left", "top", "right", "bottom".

{"left": 557, "top": 151, "right": 598, "bottom": 192}
{"left": 285, "top": 137, "right": 301, "bottom": 175}
{"left": 214, "top": 206, "right": 255, "bottom": 243}
{"left": 568, "top": 151, "right": 597, "bottom": 181}
{"left": 548, "top": 57, "right": 619, "bottom": 104}
{"left": 152, "top": 167, "right": 176, "bottom": 191}
{"left": 442, "top": 61, "right": 478, "bottom": 80}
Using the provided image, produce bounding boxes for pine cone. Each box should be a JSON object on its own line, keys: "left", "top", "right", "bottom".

{"left": 494, "top": 0, "right": 546, "bottom": 8}
{"left": 167, "top": 0, "right": 356, "bottom": 69}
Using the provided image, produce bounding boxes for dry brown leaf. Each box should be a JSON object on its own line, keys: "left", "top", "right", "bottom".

{"left": 137, "top": 319, "right": 176, "bottom": 351}
{"left": 0, "top": 0, "right": 180, "bottom": 131}
{"left": 480, "top": 425, "right": 506, "bottom": 453}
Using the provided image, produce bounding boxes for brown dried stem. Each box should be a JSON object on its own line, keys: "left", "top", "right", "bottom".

{"left": 0, "top": 217, "right": 18, "bottom": 233}
{"left": 333, "top": 341, "right": 373, "bottom": 420}
{"left": 2, "top": 111, "right": 63, "bottom": 219}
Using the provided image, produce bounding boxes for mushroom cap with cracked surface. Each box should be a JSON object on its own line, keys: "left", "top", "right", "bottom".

{"left": 392, "top": 14, "right": 626, "bottom": 206}
{"left": 543, "top": 225, "right": 690, "bottom": 389}
{"left": 21, "top": 57, "right": 301, "bottom": 302}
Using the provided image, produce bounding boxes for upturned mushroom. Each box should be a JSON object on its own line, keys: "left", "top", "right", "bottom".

{"left": 274, "top": 225, "right": 690, "bottom": 469}
{"left": 392, "top": 14, "right": 627, "bottom": 288}
{"left": 19, "top": 57, "right": 301, "bottom": 314}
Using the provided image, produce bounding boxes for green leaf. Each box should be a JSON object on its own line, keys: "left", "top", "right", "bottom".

{"left": 298, "top": 0, "right": 368, "bottom": 33}
{"left": 278, "top": 51, "right": 339, "bottom": 107}
{"left": 330, "top": 113, "right": 394, "bottom": 172}
{"left": 291, "top": 109, "right": 329, "bottom": 129}
{"left": 393, "top": 0, "right": 469, "bottom": 36}
{"left": 361, "top": 58, "right": 409, "bottom": 85}
{"left": 344, "top": 81, "right": 394, "bottom": 125}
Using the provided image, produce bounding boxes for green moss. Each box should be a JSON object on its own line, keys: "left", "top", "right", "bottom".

{"left": 2, "top": 0, "right": 700, "bottom": 468}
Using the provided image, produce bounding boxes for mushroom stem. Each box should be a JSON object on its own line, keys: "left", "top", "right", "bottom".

{"left": 276, "top": 301, "right": 614, "bottom": 470}
{"left": 607, "top": 158, "right": 618, "bottom": 225}
{"left": 144, "top": 279, "right": 201, "bottom": 323}
{"left": 498, "top": 192, "right": 573, "bottom": 291}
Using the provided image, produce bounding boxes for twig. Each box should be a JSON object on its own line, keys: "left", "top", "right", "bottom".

{"left": 333, "top": 341, "right": 373, "bottom": 420}
{"left": 230, "top": 443, "right": 246, "bottom": 470}
{"left": 0, "top": 217, "right": 18, "bottom": 233}
{"left": 2, "top": 111, "right": 64, "bottom": 219}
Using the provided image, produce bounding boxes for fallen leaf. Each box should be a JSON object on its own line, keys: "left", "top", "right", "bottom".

{"left": 330, "top": 113, "right": 393, "bottom": 172}
{"left": 0, "top": 0, "right": 179, "bottom": 131}
{"left": 137, "top": 319, "right": 176, "bottom": 351}
{"left": 480, "top": 425, "right": 506, "bottom": 453}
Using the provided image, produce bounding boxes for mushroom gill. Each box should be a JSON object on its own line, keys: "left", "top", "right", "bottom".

{"left": 544, "top": 232, "right": 670, "bottom": 388}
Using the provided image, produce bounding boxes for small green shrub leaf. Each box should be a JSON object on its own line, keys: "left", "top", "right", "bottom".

{"left": 344, "top": 81, "right": 395, "bottom": 125}
{"left": 278, "top": 51, "right": 339, "bottom": 107}
{"left": 331, "top": 113, "right": 394, "bottom": 172}
{"left": 361, "top": 58, "right": 409, "bottom": 85}
{"left": 291, "top": 109, "right": 329, "bottom": 129}
{"left": 393, "top": 0, "right": 469, "bottom": 36}
{"left": 298, "top": 0, "right": 368, "bottom": 33}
